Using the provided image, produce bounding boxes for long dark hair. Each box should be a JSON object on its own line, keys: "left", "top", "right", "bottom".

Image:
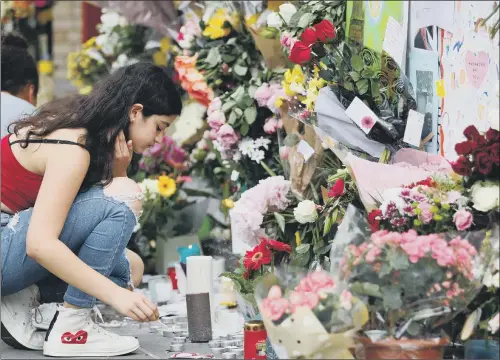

{"left": 11, "top": 63, "right": 182, "bottom": 190}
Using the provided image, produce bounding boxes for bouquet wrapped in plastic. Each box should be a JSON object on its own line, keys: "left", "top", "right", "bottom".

{"left": 330, "top": 205, "right": 490, "bottom": 359}
{"left": 254, "top": 269, "right": 369, "bottom": 359}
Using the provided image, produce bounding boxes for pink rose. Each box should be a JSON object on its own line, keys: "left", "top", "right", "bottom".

{"left": 289, "top": 291, "right": 319, "bottom": 313}
{"left": 196, "top": 139, "right": 209, "bottom": 150}
{"left": 445, "top": 190, "right": 462, "bottom": 204}
{"left": 453, "top": 209, "right": 473, "bottom": 231}
{"left": 279, "top": 146, "right": 290, "bottom": 160}
{"left": 254, "top": 83, "right": 273, "bottom": 107}
{"left": 418, "top": 202, "right": 434, "bottom": 224}
{"left": 207, "top": 97, "right": 222, "bottom": 115}
{"left": 217, "top": 124, "right": 239, "bottom": 149}
{"left": 263, "top": 117, "right": 280, "bottom": 134}
{"left": 209, "top": 129, "right": 218, "bottom": 140}
{"left": 339, "top": 290, "right": 352, "bottom": 310}
{"left": 208, "top": 110, "right": 226, "bottom": 131}
{"left": 280, "top": 32, "right": 297, "bottom": 51}
{"left": 261, "top": 285, "right": 289, "bottom": 321}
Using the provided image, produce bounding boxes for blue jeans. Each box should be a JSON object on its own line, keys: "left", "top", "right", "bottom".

{"left": 1, "top": 186, "right": 136, "bottom": 308}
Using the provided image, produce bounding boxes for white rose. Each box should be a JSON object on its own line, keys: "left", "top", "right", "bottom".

{"left": 470, "top": 181, "right": 500, "bottom": 212}
{"left": 293, "top": 200, "right": 318, "bottom": 224}
{"left": 266, "top": 12, "right": 283, "bottom": 28}
{"left": 138, "top": 179, "right": 159, "bottom": 199}
{"left": 279, "top": 3, "right": 297, "bottom": 24}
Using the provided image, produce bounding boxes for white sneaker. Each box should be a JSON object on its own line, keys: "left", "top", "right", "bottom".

{"left": 43, "top": 306, "right": 139, "bottom": 357}
{"left": 32, "top": 303, "right": 60, "bottom": 330}
{"left": 1, "top": 285, "right": 46, "bottom": 350}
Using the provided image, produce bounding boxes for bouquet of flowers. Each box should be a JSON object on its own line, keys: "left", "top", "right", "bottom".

{"left": 330, "top": 206, "right": 488, "bottom": 358}
{"left": 254, "top": 269, "right": 368, "bottom": 359}
{"left": 220, "top": 236, "right": 292, "bottom": 320}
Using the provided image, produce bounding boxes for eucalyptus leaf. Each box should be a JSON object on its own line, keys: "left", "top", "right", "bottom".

{"left": 244, "top": 105, "right": 257, "bottom": 124}
{"left": 295, "top": 243, "right": 311, "bottom": 254}
{"left": 274, "top": 212, "right": 286, "bottom": 233}
{"left": 221, "top": 100, "right": 236, "bottom": 112}
{"left": 284, "top": 133, "right": 300, "bottom": 147}
{"left": 234, "top": 64, "right": 248, "bottom": 77}
{"left": 230, "top": 86, "right": 245, "bottom": 101}
{"left": 388, "top": 249, "right": 409, "bottom": 270}
{"left": 356, "top": 79, "right": 369, "bottom": 95}
{"left": 248, "top": 85, "right": 259, "bottom": 98}
{"left": 205, "top": 47, "right": 221, "bottom": 67}
{"left": 382, "top": 286, "right": 403, "bottom": 310}
{"left": 234, "top": 107, "right": 243, "bottom": 117}
{"left": 351, "top": 55, "right": 363, "bottom": 72}
{"left": 243, "top": 95, "right": 255, "bottom": 107}
{"left": 221, "top": 54, "right": 236, "bottom": 63}
{"left": 350, "top": 282, "right": 383, "bottom": 298}
{"left": 298, "top": 13, "right": 315, "bottom": 28}
{"left": 240, "top": 122, "right": 249, "bottom": 136}
{"left": 228, "top": 110, "right": 238, "bottom": 125}
{"left": 379, "top": 263, "right": 392, "bottom": 278}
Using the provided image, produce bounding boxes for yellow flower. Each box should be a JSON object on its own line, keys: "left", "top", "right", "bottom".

{"left": 153, "top": 51, "right": 167, "bottom": 66}
{"left": 158, "top": 175, "right": 177, "bottom": 198}
{"left": 295, "top": 231, "right": 301, "bottom": 247}
{"left": 275, "top": 97, "right": 284, "bottom": 109}
{"left": 222, "top": 198, "right": 234, "bottom": 209}
{"left": 79, "top": 85, "right": 92, "bottom": 95}
{"left": 160, "top": 37, "right": 171, "bottom": 53}
{"left": 245, "top": 13, "right": 259, "bottom": 27}
{"left": 203, "top": 9, "right": 231, "bottom": 40}
{"left": 83, "top": 36, "right": 97, "bottom": 49}
{"left": 267, "top": 0, "right": 286, "bottom": 11}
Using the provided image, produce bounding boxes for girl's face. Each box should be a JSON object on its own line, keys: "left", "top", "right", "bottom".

{"left": 128, "top": 104, "right": 177, "bottom": 153}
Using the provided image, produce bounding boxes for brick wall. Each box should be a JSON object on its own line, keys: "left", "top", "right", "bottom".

{"left": 52, "top": 1, "right": 82, "bottom": 97}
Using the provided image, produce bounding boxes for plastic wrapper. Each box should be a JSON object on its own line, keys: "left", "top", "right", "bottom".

{"left": 254, "top": 269, "right": 369, "bottom": 359}
{"left": 329, "top": 205, "right": 489, "bottom": 348}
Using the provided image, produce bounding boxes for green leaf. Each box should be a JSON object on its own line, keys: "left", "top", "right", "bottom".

{"left": 244, "top": 105, "right": 257, "bottom": 124}
{"left": 319, "top": 69, "right": 334, "bottom": 81}
{"left": 388, "top": 249, "right": 409, "bottom": 270}
{"left": 407, "top": 322, "right": 422, "bottom": 337}
{"left": 221, "top": 100, "right": 236, "bottom": 112}
{"left": 379, "top": 263, "right": 392, "bottom": 278}
{"left": 315, "top": 243, "right": 332, "bottom": 255}
{"left": 226, "top": 38, "right": 237, "bottom": 45}
{"left": 295, "top": 243, "right": 311, "bottom": 254}
{"left": 248, "top": 85, "right": 259, "bottom": 98}
{"left": 228, "top": 110, "right": 238, "bottom": 125}
{"left": 230, "top": 86, "right": 245, "bottom": 102}
{"left": 274, "top": 212, "right": 286, "bottom": 233}
{"left": 234, "top": 107, "right": 243, "bottom": 117}
{"left": 382, "top": 286, "right": 403, "bottom": 310}
{"left": 234, "top": 64, "right": 248, "bottom": 77}
{"left": 361, "top": 68, "right": 375, "bottom": 78}
{"left": 371, "top": 80, "right": 381, "bottom": 98}
{"left": 298, "top": 13, "right": 314, "bottom": 28}
{"left": 356, "top": 79, "right": 369, "bottom": 95}
{"left": 284, "top": 133, "right": 300, "bottom": 147}
{"left": 349, "top": 71, "right": 360, "bottom": 82}
{"left": 240, "top": 122, "right": 249, "bottom": 136}
{"left": 205, "top": 47, "right": 221, "bottom": 67}
{"left": 221, "top": 54, "right": 236, "bottom": 63}
{"left": 344, "top": 81, "right": 354, "bottom": 92}
{"left": 290, "top": 251, "right": 310, "bottom": 267}
{"left": 351, "top": 55, "right": 363, "bottom": 72}
{"left": 288, "top": 10, "right": 304, "bottom": 28}
{"left": 243, "top": 95, "right": 255, "bottom": 107}
{"left": 323, "top": 214, "right": 333, "bottom": 236}
{"left": 350, "top": 282, "right": 383, "bottom": 298}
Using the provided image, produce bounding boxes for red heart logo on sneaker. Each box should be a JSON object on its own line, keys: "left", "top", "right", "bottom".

{"left": 61, "top": 330, "right": 88, "bottom": 344}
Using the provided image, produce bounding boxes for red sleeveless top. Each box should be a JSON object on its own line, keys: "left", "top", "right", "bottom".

{"left": 1, "top": 135, "right": 43, "bottom": 212}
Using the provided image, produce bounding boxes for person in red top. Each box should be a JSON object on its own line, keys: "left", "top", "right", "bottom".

{"left": 1, "top": 63, "right": 182, "bottom": 357}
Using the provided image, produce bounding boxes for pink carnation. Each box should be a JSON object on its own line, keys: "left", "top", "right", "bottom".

{"left": 339, "top": 290, "right": 353, "bottom": 310}
{"left": 365, "top": 246, "right": 382, "bottom": 263}
{"left": 263, "top": 117, "right": 281, "bottom": 134}
{"left": 261, "top": 285, "right": 289, "bottom": 321}
{"left": 295, "top": 271, "right": 335, "bottom": 294}
{"left": 289, "top": 291, "right": 319, "bottom": 313}
{"left": 280, "top": 32, "right": 297, "bottom": 51}
{"left": 207, "top": 97, "right": 222, "bottom": 115}
{"left": 418, "top": 202, "right": 434, "bottom": 224}
{"left": 254, "top": 83, "right": 273, "bottom": 107}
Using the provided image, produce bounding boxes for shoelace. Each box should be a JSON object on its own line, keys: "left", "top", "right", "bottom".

{"left": 33, "top": 303, "right": 60, "bottom": 326}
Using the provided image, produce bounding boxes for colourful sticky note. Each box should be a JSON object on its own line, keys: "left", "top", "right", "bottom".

{"left": 436, "top": 80, "right": 446, "bottom": 97}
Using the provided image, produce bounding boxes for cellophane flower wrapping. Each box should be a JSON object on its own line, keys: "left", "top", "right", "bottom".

{"left": 254, "top": 268, "right": 369, "bottom": 359}
{"left": 330, "top": 204, "right": 490, "bottom": 344}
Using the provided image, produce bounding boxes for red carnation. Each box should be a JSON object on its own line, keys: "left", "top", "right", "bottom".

{"left": 313, "top": 19, "right": 336, "bottom": 42}
{"left": 475, "top": 151, "right": 493, "bottom": 175}
{"left": 261, "top": 237, "right": 292, "bottom": 253}
{"left": 328, "top": 179, "right": 345, "bottom": 198}
{"left": 288, "top": 41, "right": 312, "bottom": 64}
{"left": 486, "top": 128, "right": 499, "bottom": 143}
{"left": 490, "top": 143, "right": 500, "bottom": 164}
{"left": 463, "top": 125, "right": 481, "bottom": 141}
{"left": 455, "top": 141, "right": 473, "bottom": 156}
{"left": 300, "top": 27, "right": 318, "bottom": 45}
{"left": 368, "top": 209, "right": 383, "bottom": 232}
{"left": 243, "top": 242, "right": 272, "bottom": 271}
{"left": 451, "top": 156, "right": 473, "bottom": 176}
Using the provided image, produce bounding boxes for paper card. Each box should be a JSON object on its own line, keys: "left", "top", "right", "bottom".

{"left": 345, "top": 97, "right": 379, "bottom": 134}
{"left": 297, "top": 140, "right": 315, "bottom": 162}
{"left": 435, "top": 79, "right": 446, "bottom": 97}
{"left": 382, "top": 16, "right": 405, "bottom": 67}
{"left": 403, "top": 110, "right": 425, "bottom": 147}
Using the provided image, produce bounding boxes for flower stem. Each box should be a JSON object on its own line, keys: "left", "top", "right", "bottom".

{"left": 261, "top": 161, "right": 277, "bottom": 177}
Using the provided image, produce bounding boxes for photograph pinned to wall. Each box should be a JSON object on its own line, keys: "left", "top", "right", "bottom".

{"left": 408, "top": 48, "right": 440, "bottom": 153}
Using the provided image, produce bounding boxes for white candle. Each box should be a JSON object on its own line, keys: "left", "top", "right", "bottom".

{"left": 186, "top": 256, "right": 214, "bottom": 328}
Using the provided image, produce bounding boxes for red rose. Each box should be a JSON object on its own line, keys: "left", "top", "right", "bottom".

{"left": 300, "top": 27, "right": 318, "bottom": 45}
{"left": 486, "top": 128, "right": 499, "bottom": 143}
{"left": 368, "top": 209, "right": 382, "bottom": 232}
{"left": 451, "top": 156, "right": 473, "bottom": 176}
{"left": 463, "top": 125, "right": 481, "bottom": 141}
{"left": 490, "top": 143, "right": 500, "bottom": 164}
{"left": 313, "top": 19, "right": 336, "bottom": 42}
{"left": 288, "top": 41, "right": 312, "bottom": 64}
{"left": 328, "top": 179, "right": 345, "bottom": 198}
{"left": 455, "top": 141, "right": 473, "bottom": 156}
{"left": 261, "top": 237, "right": 292, "bottom": 253}
{"left": 475, "top": 151, "right": 492, "bottom": 175}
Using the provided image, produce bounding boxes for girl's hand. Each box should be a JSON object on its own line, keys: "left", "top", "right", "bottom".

{"left": 111, "top": 288, "right": 159, "bottom": 322}
{"left": 112, "top": 131, "right": 133, "bottom": 178}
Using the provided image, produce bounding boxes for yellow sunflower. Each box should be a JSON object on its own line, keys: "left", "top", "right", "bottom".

{"left": 158, "top": 175, "right": 177, "bottom": 198}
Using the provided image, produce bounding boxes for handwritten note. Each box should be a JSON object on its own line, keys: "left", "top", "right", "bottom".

{"left": 382, "top": 16, "right": 405, "bottom": 67}
{"left": 403, "top": 110, "right": 425, "bottom": 147}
